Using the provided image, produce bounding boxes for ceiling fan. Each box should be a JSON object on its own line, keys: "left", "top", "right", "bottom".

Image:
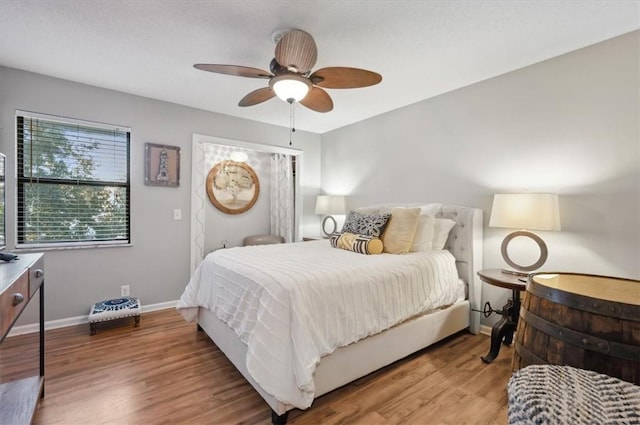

{"left": 194, "top": 29, "right": 382, "bottom": 113}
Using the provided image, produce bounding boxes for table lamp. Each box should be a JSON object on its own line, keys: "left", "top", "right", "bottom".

{"left": 489, "top": 193, "right": 560, "bottom": 274}
{"left": 315, "top": 195, "right": 346, "bottom": 237}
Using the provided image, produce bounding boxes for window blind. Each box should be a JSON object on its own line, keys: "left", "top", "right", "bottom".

{"left": 16, "top": 113, "right": 131, "bottom": 247}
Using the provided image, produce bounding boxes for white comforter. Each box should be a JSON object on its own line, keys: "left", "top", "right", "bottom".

{"left": 177, "top": 240, "right": 461, "bottom": 409}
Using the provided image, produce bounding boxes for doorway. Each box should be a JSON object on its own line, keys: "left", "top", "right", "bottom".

{"left": 189, "top": 134, "right": 302, "bottom": 273}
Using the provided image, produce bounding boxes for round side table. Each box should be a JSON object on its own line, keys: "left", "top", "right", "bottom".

{"left": 477, "top": 268, "right": 527, "bottom": 363}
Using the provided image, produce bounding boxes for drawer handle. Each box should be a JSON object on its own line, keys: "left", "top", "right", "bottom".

{"left": 12, "top": 293, "right": 25, "bottom": 306}
{"left": 35, "top": 269, "right": 44, "bottom": 278}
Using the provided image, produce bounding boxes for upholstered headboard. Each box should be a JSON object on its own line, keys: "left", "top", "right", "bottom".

{"left": 354, "top": 203, "right": 483, "bottom": 334}
{"left": 435, "top": 204, "right": 483, "bottom": 334}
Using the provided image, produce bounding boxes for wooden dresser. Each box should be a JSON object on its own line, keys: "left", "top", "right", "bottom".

{"left": 0, "top": 253, "right": 45, "bottom": 425}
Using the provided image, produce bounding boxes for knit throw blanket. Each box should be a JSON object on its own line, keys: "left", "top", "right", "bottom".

{"left": 508, "top": 365, "right": 640, "bottom": 425}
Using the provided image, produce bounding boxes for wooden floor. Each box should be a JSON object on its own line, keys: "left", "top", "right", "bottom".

{"left": 2, "top": 309, "right": 513, "bottom": 425}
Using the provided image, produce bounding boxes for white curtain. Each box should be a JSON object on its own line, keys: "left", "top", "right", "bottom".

{"left": 270, "top": 153, "right": 295, "bottom": 242}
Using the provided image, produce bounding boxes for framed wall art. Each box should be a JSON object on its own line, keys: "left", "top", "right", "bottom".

{"left": 145, "top": 143, "right": 180, "bottom": 187}
{"left": 206, "top": 160, "right": 260, "bottom": 214}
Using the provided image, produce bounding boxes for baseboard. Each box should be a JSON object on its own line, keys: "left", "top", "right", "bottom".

{"left": 479, "top": 324, "right": 492, "bottom": 336}
{"left": 10, "top": 305, "right": 494, "bottom": 338}
{"left": 8, "top": 300, "right": 178, "bottom": 337}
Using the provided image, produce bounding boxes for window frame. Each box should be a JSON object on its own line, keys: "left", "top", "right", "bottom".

{"left": 15, "top": 110, "right": 131, "bottom": 250}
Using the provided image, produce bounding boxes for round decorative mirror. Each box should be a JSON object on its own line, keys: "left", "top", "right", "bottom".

{"left": 206, "top": 161, "right": 260, "bottom": 214}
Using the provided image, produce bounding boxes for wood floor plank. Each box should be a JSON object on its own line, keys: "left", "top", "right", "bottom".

{"left": 0, "top": 309, "right": 513, "bottom": 424}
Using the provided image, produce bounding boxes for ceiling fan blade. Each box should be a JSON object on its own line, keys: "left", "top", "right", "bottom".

{"left": 238, "top": 87, "right": 276, "bottom": 107}
{"left": 275, "top": 29, "right": 317, "bottom": 73}
{"left": 194, "top": 64, "right": 271, "bottom": 79}
{"left": 310, "top": 67, "right": 382, "bottom": 89}
{"left": 300, "top": 87, "right": 333, "bottom": 113}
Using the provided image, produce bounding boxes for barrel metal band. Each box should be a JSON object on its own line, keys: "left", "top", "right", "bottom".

{"left": 514, "top": 341, "right": 546, "bottom": 366}
{"left": 528, "top": 280, "right": 639, "bottom": 321}
{"left": 520, "top": 308, "right": 640, "bottom": 361}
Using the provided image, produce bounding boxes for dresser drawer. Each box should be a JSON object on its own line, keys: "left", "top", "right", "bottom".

{"left": 29, "top": 255, "right": 45, "bottom": 297}
{"left": 0, "top": 272, "right": 29, "bottom": 338}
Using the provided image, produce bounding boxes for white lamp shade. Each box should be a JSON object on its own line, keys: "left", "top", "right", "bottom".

{"left": 271, "top": 74, "right": 311, "bottom": 103}
{"left": 489, "top": 193, "right": 560, "bottom": 231}
{"left": 315, "top": 195, "right": 346, "bottom": 215}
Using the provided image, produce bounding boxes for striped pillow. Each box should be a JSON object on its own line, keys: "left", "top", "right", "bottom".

{"left": 330, "top": 232, "right": 384, "bottom": 255}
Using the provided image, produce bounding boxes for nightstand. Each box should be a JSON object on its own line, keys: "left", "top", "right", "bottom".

{"left": 477, "top": 268, "right": 527, "bottom": 363}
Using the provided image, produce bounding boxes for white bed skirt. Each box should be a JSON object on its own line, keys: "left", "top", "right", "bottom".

{"left": 198, "top": 299, "right": 470, "bottom": 415}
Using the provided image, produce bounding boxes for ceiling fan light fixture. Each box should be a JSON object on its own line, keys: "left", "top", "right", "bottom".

{"left": 270, "top": 73, "right": 311, "bottom": 103}
{"left": 195, "top": 29, "right": 380, "bottom": 113}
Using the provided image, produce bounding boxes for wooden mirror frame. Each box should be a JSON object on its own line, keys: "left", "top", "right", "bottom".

{"left": 206, "top": 161, "right": 260, "bottom": 214}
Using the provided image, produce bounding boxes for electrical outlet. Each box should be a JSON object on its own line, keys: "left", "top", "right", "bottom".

{"left": 121, "top": 285, "right": 130, "bottom": 297}
{"left": 173, "top": 209, "right": 182, "bottom": 220}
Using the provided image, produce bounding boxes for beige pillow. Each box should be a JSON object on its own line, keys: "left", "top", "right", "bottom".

{"left": 381, "top": 207, "right": 421, "bottom": 254}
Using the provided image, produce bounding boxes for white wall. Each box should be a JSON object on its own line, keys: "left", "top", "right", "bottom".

{"left": 320, "top": 32, "right": 639, "bottom": 323}
{"left": 0, "top": 66, "right": 322, "bottom": 324}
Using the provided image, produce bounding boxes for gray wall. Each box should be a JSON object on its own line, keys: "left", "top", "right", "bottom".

{"left": 2, "top": 31, "right": 637, "bottom": 328}
{"left": 0, "top": 66, "right": 322, "bottom": 324}
{"left": 321, "top": 31, "right": 639, "bottom": 322}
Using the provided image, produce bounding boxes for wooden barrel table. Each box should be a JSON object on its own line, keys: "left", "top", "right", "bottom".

{"left": 513, "top": 272, "right": 640, "bottom": 384}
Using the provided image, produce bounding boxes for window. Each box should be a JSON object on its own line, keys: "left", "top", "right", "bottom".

{"left": 16, "top": 111, "right": 130, "bottom": 248}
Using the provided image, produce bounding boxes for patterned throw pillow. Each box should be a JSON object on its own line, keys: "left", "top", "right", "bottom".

{"left": 341, "top": 210, "right": 391, "bottom": 238}
{"left": 330, "top": 232, "right": 384, "bottom": 255}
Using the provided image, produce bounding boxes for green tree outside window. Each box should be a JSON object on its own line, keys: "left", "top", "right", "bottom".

{"left": 17, "top": 114, "right": 130, "bottom": 246}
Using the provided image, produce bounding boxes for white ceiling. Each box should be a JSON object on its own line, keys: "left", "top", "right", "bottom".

{"left": 1, "top": 1, "right": 638, "bottom": 134}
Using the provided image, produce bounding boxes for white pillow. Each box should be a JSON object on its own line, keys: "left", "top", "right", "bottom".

{"left": 417, "top": 203, "right": 442, "bottom": 214}
{"left": 410, "top": 214, "right": 436, "bottom": 252}
{"left": 355, "top": 203, "right": 442, "bottom": 215}
{"left": 432, "top": 218, "right": 456, "bottom": 250}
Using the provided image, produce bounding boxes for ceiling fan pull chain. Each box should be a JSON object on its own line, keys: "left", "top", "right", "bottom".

{"left": 289, "top": 99, "right": 296, "bottom": 145}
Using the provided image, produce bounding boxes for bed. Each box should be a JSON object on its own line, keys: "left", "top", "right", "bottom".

{"left": 177, "top": 204, "right": 483, "bottom": 424}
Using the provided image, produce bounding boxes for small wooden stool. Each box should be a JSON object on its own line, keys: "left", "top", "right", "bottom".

{"left": 89, "top": 297, "right": 141, "bottom": 335}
